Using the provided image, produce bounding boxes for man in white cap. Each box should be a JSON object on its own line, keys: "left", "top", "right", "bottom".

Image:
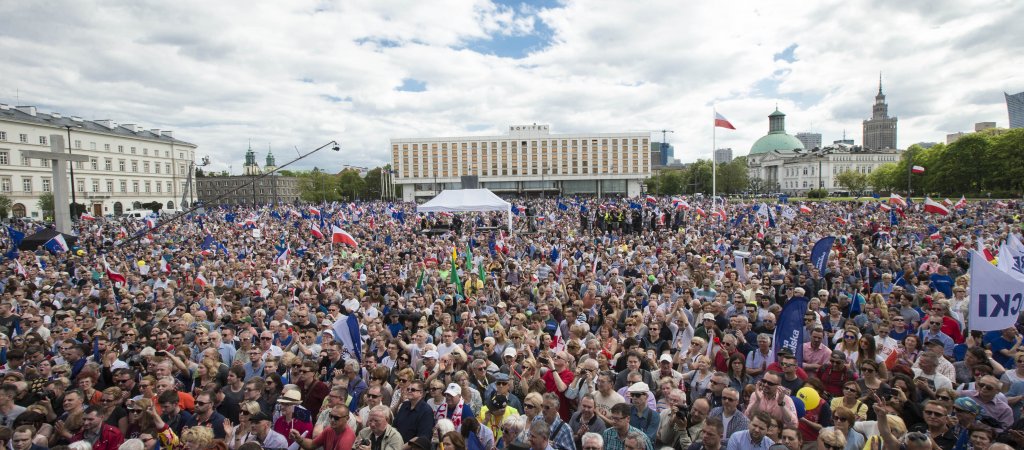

{"left": 653, "top": 354, "right": 683, "bottom": 385}
{"left": 420, "top": 349, "right": 439, "bottom": 380}
{"left": 628, "top": 382, "right": 660, "bottom": 443}
{"left": 500, "top": 347, "right": 522, "bottom": 376}
{"left": 435, "top": 383, "right": 474, "bottom": 431}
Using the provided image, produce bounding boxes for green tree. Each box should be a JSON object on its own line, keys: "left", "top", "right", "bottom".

{"left": 0, "top": 195, "right": 11, "bottom": 219}
{"left": 868, "top": 163, "right": 899, "bottom": 193}
{"left": 716, "top": 156, "right": 749, "bottom": 194}
{"left": 363, "top": 167, "right": 384, "bottom": 200}
{"left": 298, "top": 168, "right": 341, "bottom": 202}
{"left": 835, "top": 170, "right": 868, "bottom": 194}
{"left": 37, "top": 192, "right": 54, "bottom": 219}
{"left": 336, "top": 168, "right": 366, "bottom": 201}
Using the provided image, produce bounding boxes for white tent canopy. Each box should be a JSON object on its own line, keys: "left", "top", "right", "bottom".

{"left": 417, "top": 188, "right": 512, "bottom": 230}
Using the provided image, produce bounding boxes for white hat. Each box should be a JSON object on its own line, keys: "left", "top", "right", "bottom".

{"left": 658, "top": 354, "right": 673, "bottom": 363}
{"left": 627, "top": 382, "right": 650, "bottom": 394}
{"left": 701, "top": 313, "right": 716, "bottom": 321}
{"left": 423, "top": 350, "right": 439, "bottom": 359}
{"left": 503, "top": 347, "right": 517, "bottom": 358}
{"left": 444, "top": 383, "right": 462, "bottom": 396}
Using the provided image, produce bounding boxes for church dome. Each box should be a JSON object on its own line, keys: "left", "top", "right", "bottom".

{"left": 749, "top": 108, "right": 805, "bottom": 155}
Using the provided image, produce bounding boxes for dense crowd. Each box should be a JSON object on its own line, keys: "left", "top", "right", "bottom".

{"left": 0, "top": 195, "right": 1022, "bottom": 450}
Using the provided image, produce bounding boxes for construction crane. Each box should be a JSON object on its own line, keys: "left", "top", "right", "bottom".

{"left": 656, "top": 130, "right": 674, "bottom": 166}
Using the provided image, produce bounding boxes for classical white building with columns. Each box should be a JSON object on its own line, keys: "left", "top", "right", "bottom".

{"left": 0, "top": 103, "right": 198, "bottom": 219}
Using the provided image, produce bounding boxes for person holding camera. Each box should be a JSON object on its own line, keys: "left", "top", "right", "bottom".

{"left": 354, "top": 405, "right": 403, "bottom": 450}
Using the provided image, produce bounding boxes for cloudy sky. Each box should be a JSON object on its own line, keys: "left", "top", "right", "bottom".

{"left": 1, "top": 0, "right": 1021, "bottom": 173}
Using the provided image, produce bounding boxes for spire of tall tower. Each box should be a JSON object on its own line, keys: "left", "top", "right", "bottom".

{"left": 878, "top": 72, "right": 883, "bottom": 95}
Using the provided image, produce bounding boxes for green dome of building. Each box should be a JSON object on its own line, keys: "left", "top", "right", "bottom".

{"left": 749, "top": 108, "right": 805, "bottom": 155}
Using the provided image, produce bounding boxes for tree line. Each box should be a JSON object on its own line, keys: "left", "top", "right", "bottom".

{"left": 868, "top": 128, "right": 1024, "bottom": 197}
{"left": 644, "top": 156, "right": 751, "bottom": 195}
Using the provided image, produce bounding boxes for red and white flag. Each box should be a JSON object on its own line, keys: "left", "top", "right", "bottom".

{"left": 80, "top": 213, "right": 97, "bottom": 221}
{"left": 14, "top": 260, "right": 27, "bottom": 278}
{"left": 954, "top": 196, "right": 967, "bottom": 209}
{"left": 195, "top": 273, "right": 208, "bottom": 288}
{"left": 311, "top": 224, "right": 324, "bottom": 239}
{"left": 912, "top": 165, "right": 926, "bottom": 174}
{"left": 924, "top": 197, "right": 950, "bottom": 216}
{"left": 714, "top": 208, "right": 727, "bottom": 221}
{"left": 889, "top": 193, "right": 908, "bottom": 208}
{"left": 714, "top": 112, "right": 736, "bottom": 130}
{"left": 930, "top": 228, "right": 942, "bottom": 240}
{"left": 550, "top": 325, "right": 566, "bottom": 352}
{"left": 995, "top": 201, "right": 1009, "bottom": 208}
{"left": 695, "top": 207, "right": 707, "bottom": 217}
{"left": 331, "top": 226, "right": 359, "bottom": 247}
{"left": 799, "top": 204, "right": 812, "bottom": 214}
{"left": 309, "top": 207, "right": 321, "bottom": 216}
{"left": 104, "top": 260, "right": 126, "bottom": 288}
{"left": 879, "top": 203, "right": 892, "bottom": 212}
{"left": 160, "top": 259, "right": 171, "bottom": 273}
{"left": 645, "top": 195, "right": 657, "bottom": 204}
{"left": 942, "top": 198, "right": 954, "bottom": 207}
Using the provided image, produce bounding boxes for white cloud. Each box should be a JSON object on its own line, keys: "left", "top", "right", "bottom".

{"left": 0, "top": 0, "right": 1020, "bottom": 173}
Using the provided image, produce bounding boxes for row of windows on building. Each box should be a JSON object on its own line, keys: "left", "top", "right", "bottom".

{"left": 392, "top": 139, "right": 650, "bottom": 178}
{"left": 783, "top": 165, "right": 880, "bottom": 177}
{"left": 395, "top": 152, "right": 649, "bottom": 177}
{"left": 783, "top": 180, "right": 850, "bottom": 189}
{"left": 0, "top": 131, "right": 189, "bottom": 160}
{"left": 0, "top": 177, "right": 184, "bottom": 195}
{"left": 0, "top": 150, "right": 186, "bottom": 175}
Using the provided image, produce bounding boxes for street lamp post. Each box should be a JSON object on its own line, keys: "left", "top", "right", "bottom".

{"left": 64, "top": 125, "right": 82, "bottom": 215}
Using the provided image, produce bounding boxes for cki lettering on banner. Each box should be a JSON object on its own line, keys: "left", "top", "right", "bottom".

{"left": 968, "top": 250, "right": 1024, "bottom": 331}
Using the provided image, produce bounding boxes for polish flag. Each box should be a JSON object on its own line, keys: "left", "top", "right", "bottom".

{"left": 889, "top": 193, "right": 907, "bottom": 208}
{"left": 714, "top": 208, "right": 727, "bottom": 221}
{"left": 995, "top": 201, "right": 1009, "bottom": 208}
{"left": 695, "top": 207, "right": 707, "bottom": 217}
{"left": 311, "top": 224, "right": 324, "bottom": 239}
{"left": 645, "top": 195, "right": 657, "bottom": 204}
{"left": 714, "top": 112, "right": 736, "bottom": 130}
{"left": 160, "top": 259, "right": 171, "bottom": 273}
{"left": 799, "top": 204, "right": 812, "bottom": 214}
{"left": 331, "top": 226, "right": 358, "bottom": 247}
{"left": 942, "top": 198, "right": 953, "bottom": 207}
{"left": 930, "top": 229, "right": 942, "bottom": 240}
{"left": 879, "top": 203, "right": 891, "bottom": 212}
{"left": 911, "top": 165, "right": 926, "bottom": 174}
{"left": 309, "top": 207, "right": 321, "bottom": 216}
{"left": 14, "top": 260, "right": 28, "bottom": 278}
{"left": 144, "top": 216, "right": 158, "bottom": 229}
{"left": 80, "top": 213, "right": 97, "bottom": 221}
{"left": 954, "top": 196, "right": 967, "bottom": 209}
{"left": 550, "top": 325, "right": 566, "bottom": 352}
{"left": 195, "top": 273, "right": 208, "bottom": 288}
{"left": 105, "top": 261, "right": 126, "bottom": 288}
{"left": 924, "top": 197, "right": 950, "bottom": 216}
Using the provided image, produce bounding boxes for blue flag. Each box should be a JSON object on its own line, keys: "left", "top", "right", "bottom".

{"left": 557, "top": 202, "right": 568, "bottom": 211}
{"left": 201, "top": 235, "right": 214, "bottom": 250}
{"left": 44, "top": 235, "right": 69, "bottom": 254}
{"left": 810, "top": 236, "right": 835, "bottom": 275}
{"left": 7, "top": 227, "right": 25, "bottom": 247}
{"left": 225, "top": 213, "right": 236, "bottom": 223}
{"left": 889, "top": 210, "right": 899, "bottom": 226}
{"left": 550, "top": 245, "right": 560, "bottom": 263}
{"left": 774, "top": 296, "right": 810, "bottom": 364}
{"left": 270, "top": 210, "right": 282, "bottom": 220}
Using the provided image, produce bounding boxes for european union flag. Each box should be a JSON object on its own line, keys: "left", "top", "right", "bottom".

{"left": 201, "top": 235, "right": 214, "bottom": 250}
{"left": 225, "top": 213, "right": 236, "bottom": 223}
{"left": 889, "top": 210, "right": 899, "bottom": 226}
{"left": 557, "top": 202, "right": 568, "bottom": 211}
{"left": 270, "top": 211, "right": 282, "bottom": 220}
{"left": 629, "top": 202, "right": 642, "bottom": 210}
{"left": 6, "top": 227, "right": 25, "bottom": 247}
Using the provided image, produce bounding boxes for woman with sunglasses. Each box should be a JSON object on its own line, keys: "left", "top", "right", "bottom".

{"left": 830, "top": 382, "right": 867, "bottom": 421}
{"left": 834, "top": 327, "right": 860, "bottom": 366}
{"left": 816, "top": 428, "right": 847, "bottom": 450}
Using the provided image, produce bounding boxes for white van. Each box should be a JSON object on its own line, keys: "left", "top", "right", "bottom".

{"left": 122, "top": 210, "right": 149, "bottom": 219}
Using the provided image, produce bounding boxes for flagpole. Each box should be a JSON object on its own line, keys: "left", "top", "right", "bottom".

{"left": 712, "top": 107, "right": 717, "bottom": 204}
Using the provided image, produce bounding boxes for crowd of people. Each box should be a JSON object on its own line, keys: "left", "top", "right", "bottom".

{"left": 0, "top": 195, "right": 1022, "bottom": 450}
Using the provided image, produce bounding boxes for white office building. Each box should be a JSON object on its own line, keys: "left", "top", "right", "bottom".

{"left": 0, "top": 104, "right": 198, "bottom": 219}
{"left": 391, "top": 124, "right": 651, "bottom": 201}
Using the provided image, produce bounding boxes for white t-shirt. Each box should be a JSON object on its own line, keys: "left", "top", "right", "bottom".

{"left": 912, "top": 368, "right": 953, "bottom": 391}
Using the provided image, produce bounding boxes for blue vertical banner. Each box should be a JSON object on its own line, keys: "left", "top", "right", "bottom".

{"left": 774, "top": 296, "right": 810, "bottom": 364}
{"left": 810, "top": 236, "right": 836, "bottom": 275}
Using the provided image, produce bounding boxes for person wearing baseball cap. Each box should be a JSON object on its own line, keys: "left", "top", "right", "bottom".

{"left": 437, "top": 383, "right": 474, "bottom": 431}
{"left": 292, "top": 405, "right": 356, "bottom": 450}
{"left": 249, "top": 411, "right": 290, "bottom": 450}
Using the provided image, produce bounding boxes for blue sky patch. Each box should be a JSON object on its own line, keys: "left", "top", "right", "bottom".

{"left": 396, "top": 79, "right": 427, "bottom": 92}
{"left": 773, "top": 44, "right": 798, "bottom": 63}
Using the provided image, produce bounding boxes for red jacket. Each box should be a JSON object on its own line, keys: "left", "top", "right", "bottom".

{"left": 73, "top": 423, "right": 124, "bottom": 450}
